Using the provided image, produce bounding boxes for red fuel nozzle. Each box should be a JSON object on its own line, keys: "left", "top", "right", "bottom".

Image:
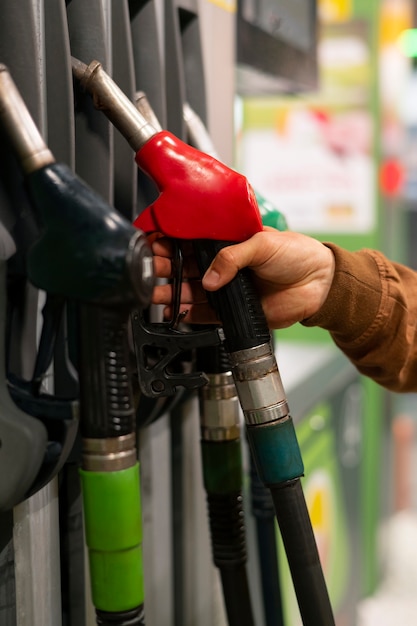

{"left": 133, "top": 131, "right": 263, "bottom": 241}
{"left": 71, "top": 58, "right": 263, "bottom": 242}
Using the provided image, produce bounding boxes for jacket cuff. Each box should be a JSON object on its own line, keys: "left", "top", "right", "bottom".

{"left": 301, "top": 243, "right": 383, "bottom": 341}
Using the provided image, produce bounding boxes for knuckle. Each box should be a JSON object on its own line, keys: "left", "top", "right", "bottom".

{"left": 217, "top": 246, "right": 238, "bottom": 268}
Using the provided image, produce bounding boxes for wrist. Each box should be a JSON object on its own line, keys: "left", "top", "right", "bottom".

{"left": 302, "top": 244, "right": 381, "bottom": 336}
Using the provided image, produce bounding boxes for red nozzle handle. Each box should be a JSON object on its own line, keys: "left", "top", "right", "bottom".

{"left": 133, "top": 131, "right": 263, "bottom": 242}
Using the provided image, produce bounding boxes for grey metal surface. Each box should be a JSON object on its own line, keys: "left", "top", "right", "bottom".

{"left": 164, "top": 0, "right": 187, "bottom": 138}
{"left": 129, "top": 0, "right": 166, "bottom": 128}
{"left": 66, "top": 0, "right": 113, "bottom": 201}
{"left": 111, "top": 0, "right": 137, "bottom": 221}
{"left": 0, "top": 0, "right": 43, "bottom": 381}
{"left": 197, "top": 0, "right": 235, "bottom": 165}
{"left": 44, "top": 0, "right": 75, "bottom": 167}
{"left": 13, "top": 479, "right": 62, "bottom": 626}
{"left": 0, "top": 3, "right": 52, "bottom": 626}
{"left": 138, "top": 413, "right": 174, "bottom": 625}
{"left": 129, "top": 0, "right": 167, "bottom": 214}
{"left": 176, "top": 0, "right": 207, "bottom": 124}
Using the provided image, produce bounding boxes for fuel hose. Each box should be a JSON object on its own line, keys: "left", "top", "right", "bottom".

{"left": 194, "top": 239, "right": 334, "bottom": 626}
{"left": 183, "top": 100, "right": 285, "bottom": 626}
{"left": 197, "top": 343, "right": 255, "bottom": 626}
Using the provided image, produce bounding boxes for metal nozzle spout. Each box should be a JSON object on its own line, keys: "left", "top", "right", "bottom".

{"left": 71, "top": 57, "right": 158, "bottom": 152}
{"left": 183, "top": 102, "right": 219, "bottom": 159}
{"left": 0, "top": 64, "right": 55, "bottom": 174}
{"left": 135, "top": 91, "right": 163, "bottom": 133}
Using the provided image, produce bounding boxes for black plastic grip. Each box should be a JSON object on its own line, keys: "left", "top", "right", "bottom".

{"left": 195, "top": 340, "right": 231, "bottom": 374}
{"left": 206, "top": 492, "right": 247, "bottom": 568}
{"left": 78, "top": 303, "right": 135, "bottom": 439}
{"left": 194, "top": 240, "right": 270, "bottom": 353}
{"left": 206, "top": 492, "right": 255, "bottom": 626}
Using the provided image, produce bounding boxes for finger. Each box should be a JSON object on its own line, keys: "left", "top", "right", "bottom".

{"left": 162, "top": 303, "right": 220, "bottom": 325}
{"left": 153, "top": 256, "right": 173, "bottom": 279}
{"left": 152, "top": 254, "right": 202, "bottom": 281}
{"left": 152, "top": 280, "right": 208, "bottom": 306}
{"left": 152, "top": 237, "right": 174, "bottom": 258}
{"left": 202, "top": 236, "right": 262, "bottom": 290}
{"left": 147, "top": 232, "right": 166, "bottom": 246}
{"left": 152, "top": 239, "right": 201, "bottom": 280}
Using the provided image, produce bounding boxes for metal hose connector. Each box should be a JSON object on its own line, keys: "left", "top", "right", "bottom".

{"left": 229, "top": 343, "right": 290, "bottom": 426}
{"left": 82, "top": 433, "right": 137, "bottom": 472}
{"left": 199, "top": 371, "right": 241, "bottom": 441}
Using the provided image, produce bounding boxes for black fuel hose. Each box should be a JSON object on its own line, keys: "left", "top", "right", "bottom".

{"left": 194, "top": 239, "right": 335, "bottom": 626}
{"left": 249, "top": 453, "right": 285, "bottom": 626}
{"left": 197, "top": 342, "right": 255, "bottom": 626}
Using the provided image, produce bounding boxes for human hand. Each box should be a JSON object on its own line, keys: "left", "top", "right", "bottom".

{"left": 151, "top": 228, "right": 335, "bottom": 329}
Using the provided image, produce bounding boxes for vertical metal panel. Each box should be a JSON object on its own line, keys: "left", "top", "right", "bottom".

{"left": 111, "top": 0, "right": 137, "bottom": 221}
{"left": 164, "top": 0, "right": 187, "bottom": 137}
{"left": 129, "top": 0, "right": 166, "bottom": 128}
{"left": 44, "top": 0, "right": 75, "bottom": 167}
{"left": 66, "top": 0, "right": 113, "bottom": 201}
{"left": 177, "top": 0, "right": 207, "bottom": 122}
{"left": 197, "top": 0, "right": 236, "bottom": 165}
{"left": 13, "top": 480, "right": 62, "bottom": 626}
{"left": 0, "top": 2, "right": 62, "bottom": 626}
{"left": 129, "top": 0, "right": 166, "bottom": 214}
{"left": 138, "top": 414, "right": 174, "bottom": 625}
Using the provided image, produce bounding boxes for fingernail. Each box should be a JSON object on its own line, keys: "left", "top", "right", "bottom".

{"left": 203, "top": 269, "right": 220, "bottom": 288}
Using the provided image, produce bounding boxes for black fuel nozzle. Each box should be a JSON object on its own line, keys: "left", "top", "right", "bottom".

{"left": 0, "top": 65, "right": 151, "bottom": 623}
{"left": 0, "top": 63, "right": 154, "bottom": 309}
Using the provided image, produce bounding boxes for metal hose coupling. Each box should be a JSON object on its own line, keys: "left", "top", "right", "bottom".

{"left": 82, "top": 433, "right": 137, "bottom": 472}
{"left": 228, "top": 343, "right": 289, "bottom": 427}
{"left": 199, "top": 370, "right": 241, "bottom": 441}
{"left": 230, "top": 343, "right": 303, "bottom": 485}
{"left": 71, "top": 57, "right": 158, "bottom": 152}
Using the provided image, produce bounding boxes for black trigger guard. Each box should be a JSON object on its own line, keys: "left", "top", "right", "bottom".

{"left": 131, "top": 310, "right": 224, "bottom": 397}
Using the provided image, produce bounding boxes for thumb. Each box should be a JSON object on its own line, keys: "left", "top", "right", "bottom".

{"left": 202, "top": 239, "right": 258, "bottom": 291}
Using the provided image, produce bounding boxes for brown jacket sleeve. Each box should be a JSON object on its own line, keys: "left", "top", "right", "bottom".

{"left": 302, "top": 244, "right": 417, "bottom": 392}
